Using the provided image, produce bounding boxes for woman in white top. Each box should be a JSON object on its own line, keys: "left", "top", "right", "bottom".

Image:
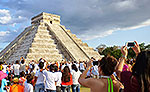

{"left": 13, "top": 60, "right": 20, "bottom": 77}
{"left": 19, "top": 57, "right": 26, "bottom": 73}
{"left": 71, "top": 64, "right": 82, "bottom": 92}
{"left": 34, "top": 62, "right": 46, "bottom": 92}
{"left": 54, "top": 65, "right": 62, "bottom": 92}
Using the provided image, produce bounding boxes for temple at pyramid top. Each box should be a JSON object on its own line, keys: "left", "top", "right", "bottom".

{"left": 0, "top": 12, "right": 101, "bottom": 63}
{"left": 31, "top": 12, "right": 61, "bottom": 25}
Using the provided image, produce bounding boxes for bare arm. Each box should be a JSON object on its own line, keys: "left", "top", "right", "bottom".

{"left": 116, "top": 41, "right": 140, "bottom": 79}
{"left": 116, "top": 46, "right": 127, "bottom": 79}
{"left": 132, "top": 41, "right": 141, "bottom": 56}
{"left": 78, "top": 60, "right": 93, "bottom": 87}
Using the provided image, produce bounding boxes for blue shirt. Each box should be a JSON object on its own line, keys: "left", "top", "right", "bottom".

{"left": 0, "top": 79, "right": 7, "bottom": 92}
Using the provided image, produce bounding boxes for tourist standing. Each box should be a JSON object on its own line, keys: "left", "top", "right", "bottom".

{"left": 24, "top": 74, "right": 34, "bottom": 92}
{"left": 19, "top": 57, "right": 26, "bottom": 73}
{"left": 13, "top": 60, "right": 20, "bottom": 77}
{"left": 78, "top": 57, "right": 121, "bottom": 92}
{"left": 79, "top": 61, "right": 86, "bottom": 73}
{"left": 54, "top": 65, "right": 62, "bottom": 92}
{"left": 0, "top": 70, "right": 8, "bottom": 92}
{"left": 19, "top": 71, "right": 26, "bottom": 86}
{"left": 43, "top": 64, "right": 57, "bottom": 92}
{"left": 116, "top": 41, "right": 150, "bottom": 92}
{"left": 71, "top": 64, "right": 82, "bottom": 92}
{"left": 10, "top": 77, "right": 24, "bottom": 92}
{"left": 2, "top": 62, "right": 7, "bottom": 73}
{"left": 61, "top": 66, "right": 73, "bottom": 92}
{"left": 34, "top": 62, "right": 46, "bottom": 92}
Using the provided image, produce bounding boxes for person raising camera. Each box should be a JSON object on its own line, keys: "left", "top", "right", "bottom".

{"left": 116, "top": 41, "right": 150, "bottom": 92}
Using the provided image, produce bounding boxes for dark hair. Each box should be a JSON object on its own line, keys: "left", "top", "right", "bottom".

{"left": 15, "top": 60, "right": 19, "bottom": 64}
{"left": 62, "top": 66, "right": 71, "bottom": 82}
{"left": 132, "top": 50, "right": 150, "bottom": 92}
{"left": 72, "top": 64, "right": 78, "bottom": 72}
{"left": 20, "top": 71, "right": 25, "bottom": 77}
{"left": 0, "top": 62, "right": 3, "bottom": 65}
{"left": 99, "top": 56, "right": 117, "bottom": 76}
{"left": 38, "top": 62, "right": 44, "bottom": 69}
{"left": 21, "top": 59, "right": 25, "bottom": 64}
{"left": 49, "top": 64, "right": 55, "bottom": 72}
{"left": 27, "top": 74, "right": 33, "bottom": 83}
{"left": 54, "top": 65, "right": 58, "bottom": 72}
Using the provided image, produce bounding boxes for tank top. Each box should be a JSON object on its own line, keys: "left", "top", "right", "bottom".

{"left": 99, "top": 75, "right": 113, "bottom": 92}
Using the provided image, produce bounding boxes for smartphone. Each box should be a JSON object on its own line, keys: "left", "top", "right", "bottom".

{"left": 127, "top": 42, "right": 135, "bottom": 47}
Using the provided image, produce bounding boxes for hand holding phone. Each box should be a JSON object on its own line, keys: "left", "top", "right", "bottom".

{"left": 126, "top": 42, "right": 136, "bottom": 47}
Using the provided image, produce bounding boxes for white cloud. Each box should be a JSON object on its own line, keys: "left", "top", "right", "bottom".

{"left": 120, "top": 19, "right": 150, "bottom": 31}
{"left": 0, "top": 9, "right": 11, "bottom": 24}
{"left": 0, "top": 31, "right": 10, "bottom": 37}
{"left": 115, "top": 0, "right": 136, "bottom": 11}
{"left": 0, "top": 0, "right": 150, "bottom": 41}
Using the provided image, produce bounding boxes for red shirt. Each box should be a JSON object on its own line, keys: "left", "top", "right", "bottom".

{"left": 121, "top": 71, "right": 141, "bottom": 92}
{"left": 61, "top": 73, "right": 73, "bottom": 85}
{"left": 19, "top": 77, "right": 26, "bottom": 86}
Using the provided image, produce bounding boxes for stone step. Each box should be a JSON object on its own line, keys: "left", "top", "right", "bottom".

{"left": 31, "top": 43, "right": 56, "bottom": 48}
{"left": 34, "top": 34, "right": 52, "bottom": 39}
{"left": 33, "top": 39, "right": 54, "bottom": 43}
{"left": 29, "top": 48, "right": 59, "bottom": 53}
{"left": 27, "top": 53, "right": 62, "bottom": 60}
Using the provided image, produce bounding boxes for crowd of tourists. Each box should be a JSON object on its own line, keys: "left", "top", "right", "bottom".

{"left": 0, "top": 41, "right": 149, "bottom": 92}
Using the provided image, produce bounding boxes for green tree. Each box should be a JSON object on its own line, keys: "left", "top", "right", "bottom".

{"left": 102, "top": 47, "right": 113, "bottom": 56}
{"left": 139, "top": 43, "right": 145, "bottom": 51}
{"left": 111, "top": 49, "right": 122, "bottom": 59}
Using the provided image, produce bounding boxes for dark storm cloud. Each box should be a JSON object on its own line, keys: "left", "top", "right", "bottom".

{"left": 0, "top": 0, "right": 150, "bottom": 40}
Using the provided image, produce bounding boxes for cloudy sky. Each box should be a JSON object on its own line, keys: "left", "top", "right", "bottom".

{"left": 0, "top": 0, "right": 150, "bottom": 51}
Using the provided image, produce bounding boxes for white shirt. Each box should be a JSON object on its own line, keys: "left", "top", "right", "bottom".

{"left": 67, "top": 63, "right": 72, "bottom": 71}
{"left": 71, "top": 70, "right": 82, "bottom": 84}
{"left": 79, "top": 63, "right": 85, "bottom": 70}
{"left": 35, "top": 70, "right": 46, "bottom": 84}
{"left": 20, "top": 63, "right": 26, "bottom": 73}
{"left": 13, "top": 64, "right": 20, "bottom": 75}
{"left": 34, "top": 64, "right": 39, "bottom": 73}
{"left": 43, "top": 70, "right": 57, "bottom": 90}
{"left": 24, "top": 82, "right": 33, "bottom": 92}
{"left": 54, "top": 72, "right": 62, "bottom": 87}
{"left": 75, "top": 63, "right": 79, "bottom": 69}
{"left": 2, "top": 65, "right": 7, "bottom": 73}
{"left": 91, "top": 65, "right": 99, "bottom": 76}
{"left": 61, "top": 65, "right": 66, "bottom": 71}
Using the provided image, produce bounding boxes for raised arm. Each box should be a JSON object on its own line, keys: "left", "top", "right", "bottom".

{"left": 78, "top": 60, "right": 93, "bottom": 87}
{"left": 132, "top": 41, "right": 141, "bottom": 56}
{"left": 116, "top": 46, "right": 128, "bottom": 79}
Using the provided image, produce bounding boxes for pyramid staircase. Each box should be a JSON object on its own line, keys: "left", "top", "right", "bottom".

{"left": 0, "top": 12, "right": 101, "bottom": 63}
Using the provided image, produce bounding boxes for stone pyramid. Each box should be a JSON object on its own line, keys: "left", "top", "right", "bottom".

{"left": 0, "top": 12, "right": 101, "bottom": 63}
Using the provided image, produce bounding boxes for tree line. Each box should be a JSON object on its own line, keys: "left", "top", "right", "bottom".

{"left": 96, "top": 43, "right": 150, "bottom": 59}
